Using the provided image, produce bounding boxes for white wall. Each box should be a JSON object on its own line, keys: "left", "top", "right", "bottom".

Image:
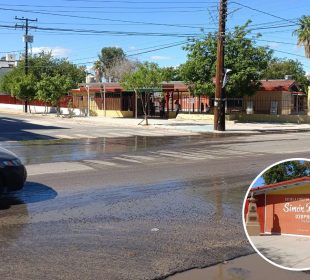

{"left": 0, "top": 103, "right": 83, "bottom": 116}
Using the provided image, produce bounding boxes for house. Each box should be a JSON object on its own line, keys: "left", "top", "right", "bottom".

{"left": 243, "top": 79, "right": 307, "bottom": 115}
{"left": 245, "top": 177, "right": 310, "bottom": 236}
{"left": 70, "top": 82, "right": 210, "bottom": 118}
{"left": 0, "top": 54, "right": 18, "bottom": 77}
{"left": 70, "top": 83, "right": 133, "bottom": 117}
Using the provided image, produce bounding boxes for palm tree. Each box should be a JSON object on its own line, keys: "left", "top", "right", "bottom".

{"left": 294, "top": 16, "right": 310, "bottom": 58}
{"left": 93, "top": 60, "right": 103, "bottom": 82}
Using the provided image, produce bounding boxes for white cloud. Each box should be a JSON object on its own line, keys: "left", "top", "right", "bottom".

{"left": 150, "top": 55, "right": 174, "bottom": 61}
{"left": 31, "top": 46, "right": 71, "bottom": 57}
{"left": 128, "top": 46, "right": 137, "bottom": 51}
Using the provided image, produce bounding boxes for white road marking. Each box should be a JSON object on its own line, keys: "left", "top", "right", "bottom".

{"left": 112, "top": 157, "right": 142, "bottom": 163}
{"left": 74, "top": 134, "right": 97, "bottom": 139}
{"left": 55, "top": 134, "right": 75, "bottom": 139}
{"left": 123, "top": 155, "right": 156, "bottom": 161}
{"left": 83, "top": 160, "right": 123, "bottom": 166}
{"left": 105, "top": 133, "right": 133, "bottom": 137}
{"left": 27, "top": 162, "right": 93, "bottom": 176}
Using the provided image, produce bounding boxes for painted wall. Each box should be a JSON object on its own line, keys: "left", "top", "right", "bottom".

{"left": 96, "top": 110, "right": 133, "bottom": 118}
{"left": 230, "top": 113, "right": 310, "bottom": 123}
{"left": 254, "top": 185, "right": 310, "bottom": 236}
{"left": 0, "top": 103, "right": 82, "bottom": 116}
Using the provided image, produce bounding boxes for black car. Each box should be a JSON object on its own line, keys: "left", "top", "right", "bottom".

{"left": 0, "top": 147, "right": 27, "bottom": 194}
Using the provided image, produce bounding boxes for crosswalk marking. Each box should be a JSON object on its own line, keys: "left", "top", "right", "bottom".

{"left": 27, "top": 145, "right": 264, "bottom": 176}
{"left": 104, "top": 133, "right": 133, "bottom": 137}
{"left": 83, "top": 159, "right": 120, "bottom": 166}
{"left": 55, "top": 134, "right": 75, "bottom": 139}
{"left": 123, "top": 155, "right": 156, "bottom": 161}
{"left": 74, "top": 134, "right": 97, "bottom": 138}
{"left": 39, "top": 128, "right": 197, "bottom": 140}
{"left": 112, "top": 157, "right": 142, "bottom": 163}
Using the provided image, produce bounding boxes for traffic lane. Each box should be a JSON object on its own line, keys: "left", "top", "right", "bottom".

{"left": 22, "top": 149, "right": 310, "bottom": 195}
{"left": 2, "top": 131, "right": 309, "bottom": 166}
{"left": 2, "top": 151, "right": 310, "bottom": 279}
{"left": 0, "top": 175, "right": 252, "bottom": 280}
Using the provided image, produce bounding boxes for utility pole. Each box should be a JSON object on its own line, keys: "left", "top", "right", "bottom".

{"left": 214, "top": 0, "right": 227, "bottom": 131}
{"left": 15, "top": 17, "right": 37, "bottom": 113}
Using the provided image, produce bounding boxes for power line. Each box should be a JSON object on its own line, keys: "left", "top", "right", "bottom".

{"left": 251, "top": 38, "right": 297, "bottom": 46}
{"left": 10, "top": 40, "right": 187, "bottom": 68}
{"left": 231, "top": 2, "right": 298, "bottom": 25}
{"left": 63, "top": 0, "right": 218, "bottom": 3}
{"left": 7, "top": 8, "right": 213, "bottom": 14}
{"left": 0, "top": 7, "right": 210, "bottom": 29}
{"left": 70, "top": 40, "right": 188, "bottom": 62}
{"left": 0, "top": 23, "right": 202, "bottom": 37}
{"left": 0, "top": 19, "right": 210, "bottom": 28}
{"left": 0, "top": 49, "right": 23, "bottom": 54}
{"left": 127, "top": 41, "right": 187, "bottom": 57}
{"left": 248, "top": 24, "right": 297, "bottom": 31}
{"left": 247, "top": 18, "right": 299, "bottom": 28}
{"left": 1, "top": 3, "right": 218, "bottom": 10}
{"left": 269, "top": 49, "right": 307, "bottom": 59}
{"left": 34, "top": 26, "right": 201, "bottom": 37}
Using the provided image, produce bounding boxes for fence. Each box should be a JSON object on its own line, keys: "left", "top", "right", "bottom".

{"left": 243, "top": 95, "right": 307, "bottom": 115}
{"left": 0, "top": 94, "right": 73, "bottom": 108}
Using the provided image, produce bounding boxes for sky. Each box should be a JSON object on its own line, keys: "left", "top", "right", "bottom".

{"left": 0, "top": 0, "right": 309, "bottom": 74}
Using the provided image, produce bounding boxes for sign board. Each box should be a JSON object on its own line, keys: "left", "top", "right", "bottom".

{"left": 265, "top": 194, "right": 310, "bottom": 235}
{"left": 188, "top": 97, "right": 195, "bottom": 104}
{"left": 153, "top": 92, "right": 162, "bottom": 98}
{"left": 23, "top": 35, "right": 33, "bottom": 43}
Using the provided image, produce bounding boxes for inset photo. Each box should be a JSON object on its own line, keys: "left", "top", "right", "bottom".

{"left": 243, "top": 159, "right": 310, "bottom": 271}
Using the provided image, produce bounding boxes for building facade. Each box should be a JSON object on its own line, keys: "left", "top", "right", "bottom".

{"left": 245, "top": 177, "right": 310, "bottom": 236}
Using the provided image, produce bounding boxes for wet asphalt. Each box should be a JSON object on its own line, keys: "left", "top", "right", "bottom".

{"left": 1, "top": 117, "right": 310, "bottom": 279}
{"left": 0, "top": 174, "right": 252, "bottom": 280}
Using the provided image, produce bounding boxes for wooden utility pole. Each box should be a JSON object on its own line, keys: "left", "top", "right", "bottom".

{"left": 15, "top": 17, "right": 37, "bottom": 113}
{"left": 214, "top": 0, "right": 227, "bottom": 131}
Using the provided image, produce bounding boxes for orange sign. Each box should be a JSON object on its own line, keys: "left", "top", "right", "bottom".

{"left": 265, "top": 194, "right": 310, "bottom": 236}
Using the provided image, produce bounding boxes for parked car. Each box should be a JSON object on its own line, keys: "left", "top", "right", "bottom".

{"left": 0, "top": 147, "right": 27, "bottom": 194}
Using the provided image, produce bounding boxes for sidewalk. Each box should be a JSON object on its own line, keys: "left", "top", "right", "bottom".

{"left": 67, "top": 115, "right": 310, "bottom": 134}
{"left": 1, "top": 108, "right": 310, "bottom": 134}
{"left": 167, "top": 253, "right": 310, "bottom": 280}
{"left": 250, "top": 235, "right": 310, "bottom": 270}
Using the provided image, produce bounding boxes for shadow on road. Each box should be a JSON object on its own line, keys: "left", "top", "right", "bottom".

{"left": 0, "top": 116, "right": 67, "bottom": 141}
{"left": 0, "top": 181, "right": 58, "bottom": 209}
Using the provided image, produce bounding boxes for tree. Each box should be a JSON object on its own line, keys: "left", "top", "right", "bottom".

{"left": 262, "top": 58, "right": 309, "bottom": 92}
{"left": 263, "top": 161, "right": 310, "bottom": 184}
{"left": 36, "top": 73, "right": 72, "bottom": 114}
{"left": 180, "top": 21, "right": 272, "bottom": 97}
{"left": 121, "top": 62, "right": 163, "bottom": 125}
{"left": 3, "top": 72, "right": 37, "bottom": 109}
{"left": 107, "top": 58, "right": 140, "bottom": 82}
{"left": 161, "top": 67, "right": 181, "bottom": 82}
{"left": 293, "top": 16, "right": 310, "bottom": 58}
{"left": 0, "top": 52, "right": 85, "bottom": 111}
{"left": 94, "top": 47, "right": 126, "bottom": 82}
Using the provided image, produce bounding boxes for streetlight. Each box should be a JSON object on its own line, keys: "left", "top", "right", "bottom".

{"left": 222, "top": 68, "right": 232, "bottom": 88}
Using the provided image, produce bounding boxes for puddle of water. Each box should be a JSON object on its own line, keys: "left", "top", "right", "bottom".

{"left": 1, "top": 134, "right": 241, "bottom": 165}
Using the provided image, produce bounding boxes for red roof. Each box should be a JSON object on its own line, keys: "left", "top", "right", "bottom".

{"left": 71, "top": 82, "right": 189, "bottom": 94}
{"left": 259, "top": 79, "right": 296, "bottom": 91}
{"left": 252, "top": 177, "right": 310, "bottom": 192}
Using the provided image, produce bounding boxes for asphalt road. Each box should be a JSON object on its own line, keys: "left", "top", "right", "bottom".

{"left": 1, "top": 114, "right": 310, "bottom": 279}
